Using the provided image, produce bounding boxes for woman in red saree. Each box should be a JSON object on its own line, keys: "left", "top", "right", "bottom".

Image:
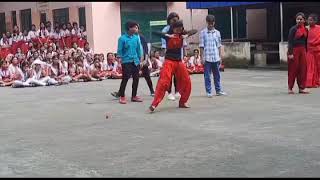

{"left": 306, "top": 14, "right": 320, "bottom": 88}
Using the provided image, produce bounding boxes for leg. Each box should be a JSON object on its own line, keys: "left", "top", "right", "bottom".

{"left": 131, "top": 64, "right": 140, "bottom": 98}
{"left": 305, "top": 51, "right": 315, "bottom": 88}
{"left": 212, "top": 61, "right": 222, "bottom": 94}
{"left": 151, "top": 60, "right": 175, "bottom": 108}
{"left": 296, "top": 47, "right": 307, "bottom": 91}
{"left": 203, "top": 61, "right": 213, "bottom": 95}
{"left": 142, "top": 65, "right": 154, "bottom": 94}
{"left": 12, "top": 80, "right": 25, "bottom": 88}
{"left": 118, "top": 63, "right": 131, "bottom": 97}
{"left": 176, "top": 61, "right": 192, "bottom": 107}
{"left": 288, "top": 50, "right": 299, "bottom": 91}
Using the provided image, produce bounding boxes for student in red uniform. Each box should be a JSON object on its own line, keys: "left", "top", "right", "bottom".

{"left": 71, "top": 22, "right": 81, "bottom": 46}
{"left": 28, "top": 24, "right": 38, "bottom": 45}
{"left": 306, "top": 13, "right": 320, "bottom": 88}
{"left": 37, "top": 22, "right": 50, "bottom": 46}
{"left": 0, "top": 60, "right": 14, "bottom": 87}
{"left": 0, "top": 32, "right": 13, "bottom": 60}
{"left": 190, "top": 49, "right": 204, "bottom": 74}
{"left": 149, "top": 20, "right": 196, "bottom": 112}
{"left": 287, "top": 12, "right": 309, "bottom": 94}
{"left": 11, "top": 25, "right": 23, "bottom": 54}
{"left": 20, "top": 30, "right": 30, "bottom": 55}
{"left": 78, "top": 25, "right": 87, "bottom": 48}
{"left": 65, "top": 22, "right": 73, "bottom": 48}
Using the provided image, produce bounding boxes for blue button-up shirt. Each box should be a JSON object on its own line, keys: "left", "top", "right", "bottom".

{"left": 117, "top": 33, "right": 142, "bottom": 65}
{"left": 199, "top": 28, "right": 222, "bottom": 63}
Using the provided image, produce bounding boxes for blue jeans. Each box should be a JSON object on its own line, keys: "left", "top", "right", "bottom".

{"left": 204, "top": 61, "right": 222, "bottom": 94}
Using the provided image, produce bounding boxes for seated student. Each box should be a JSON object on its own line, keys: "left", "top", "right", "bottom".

{"left": 29, "top": 59, "right": 58, "bottom": 86}
{"left": 9, "top": 56, "right": 24, "bottom": 80}
{"left": 15, "top": 47, "right": 24, "bottom": 60}
{"left": 83, "top": 42, "right": 93, "bottom": 57}
{"left": 0, "top": 32, "right": 13, "bottom": 60}
{"left": 20, "top": 30, "right": 30, "bottom": 55}
{"left": 67, "top": 57, "right": 77, "bottom": 79}
{"left": 49, "top": 55, "right": 72, "bottom": 84}
{"left": 28, "top": 24, "right": 38, "bottom": 45}
{"left": 11, "top": 25, "right": 23, "bottom": 54}
{"left": 184, "top": 55, "right": 195, "bottom": 74}
{"left": 71, "top": 57, "right": 92, "bottom": 82}
{"left": 78, "top": 25, "right": 87, "bottom": 48}
{"left": 90, "top": 58, "right": 105, "bottom": 80}
{"left": 12, "top": 61, "right": 33, "bottom": 88}
{"left": 59, "top": 54, "right": 68, "bottom": 75}
{"left": 27, "top": 47, "right": 36, "bottom": 59}
{"left": 71, "top": 22, "right": 81, "bottom": 46}
{"left": 37, "top": 22, "right": 50, "bottom": 46}
{"left": 103, "top": 52, "right": 122, "bottom": 79}
{"left": 189, "top": 49, "right": 204, "bottom": 74}
{"left": 52, "top": 26, "right": 61, "bottom": 45}
{"left": 0, "top": 60, "right": 14, "bottom": 87}
{"left": 65, "top": 22, "right": 73, "bottom": 48}
{"left": 150, "top": 50, "right": 163, "bottom": 77}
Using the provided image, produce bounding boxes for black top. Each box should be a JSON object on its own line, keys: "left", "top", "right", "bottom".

{"left": 287, "top": 25, "right": 307, "bottom": 55}
{"left": 152, "top": 31, "right": 183, "bottom": 61}
{"left": 139, "top": 33, "right": 148, "bottom": 58}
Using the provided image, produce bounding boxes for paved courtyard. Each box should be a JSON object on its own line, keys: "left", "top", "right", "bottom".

{"left": 1, "top": 69, "right": 320, "bottom": 177}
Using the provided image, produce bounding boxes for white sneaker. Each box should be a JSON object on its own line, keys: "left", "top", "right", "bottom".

{"left": 207, "top": 93, "right": 213, "bottom": 98}
{"left": 216, "top": 91, "right": 227, "bottom": 96}
{"left": 175, "top": 92, "right": 181, "bottom": 99}
{"left": 167, "top": 93, "right": 176, "bottom": 101}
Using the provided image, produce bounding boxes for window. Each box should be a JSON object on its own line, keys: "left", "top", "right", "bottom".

{"left": 53, "top": 8, "right": 69, "bottom": 25}
{"left": 40, "top": 12, "right": 47, "bottom": 23}
{"left": 78, "top": 7, "right": 86, "bottom": 30}
{"left": 0, "top": 13, "right": 6, "bottom": 34}
{"left": 20, "top": 9, "right": 32, "bottom": 32}
{"left": 12, "top": 11, "right": 17, "bottom": 27}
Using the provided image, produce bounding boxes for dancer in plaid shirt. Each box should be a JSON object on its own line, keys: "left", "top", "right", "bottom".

{"left": 199, "top": 15, "right": 227, "bottom": 98}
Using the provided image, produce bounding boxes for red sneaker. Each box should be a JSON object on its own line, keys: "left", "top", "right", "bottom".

{"left": 131, "top": 96, "right": 143, "bottom": 102}
{"left": 119, "top": 97, "right": 127, "bottom": 104}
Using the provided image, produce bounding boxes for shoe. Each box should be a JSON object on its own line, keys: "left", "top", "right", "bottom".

{"left": 150, "top": 93, "right": 155, "bottom": 97}
{"left": 299, "top": 89, "right": 310, "bottom": 94}
{"left": 175, "top": 92, "right": 181, "bottom": 99}
{"left": 207, "top": 93, "right": 213, "bottom": 98}
{"left": 111, "top": 91, "right": 120, "bottom": 99}
{"left": 131, "top": 96, "right": 143, "bottom": 102}
{"left": 149, "top": 105, "right": 156, "bottom": 113}
{"left": 216, "top": 91, "right": 227, "bottom": 96}
{"left": 167, "top": 93, "right": 176, "bottom": 101}
{"left": 288, "top": 89, "right": 294, "bottom": 94}
{"left": 179, "top": 103, "right": 190, "bottom": 108}
{"left": 119, "top": 97, "right": 127, "bottom": 104}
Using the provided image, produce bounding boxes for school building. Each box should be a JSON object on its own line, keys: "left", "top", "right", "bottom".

{"left": 187, "top": 1, "right": 320, "bottom": 69}
{"left": 0, "top": 2, "right": 208, "bottom": 56}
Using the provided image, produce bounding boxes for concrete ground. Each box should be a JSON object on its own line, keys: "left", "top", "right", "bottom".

{"left": 1, "top": 69, "right": 320, "bottom": 177}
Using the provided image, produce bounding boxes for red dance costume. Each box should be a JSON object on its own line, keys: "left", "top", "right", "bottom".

{"left": 306, "top": 24, "right": 320, "bottom": 88}
{"left": 287, "top": 24, "right": 308, "bottom": 91}
{"left": 151, "top": 33, "right": 192, "bottom": 108}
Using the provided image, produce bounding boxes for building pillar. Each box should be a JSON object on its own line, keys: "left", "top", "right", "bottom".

{"left": 88, "top": 2, "right": 121, "bottom": 55}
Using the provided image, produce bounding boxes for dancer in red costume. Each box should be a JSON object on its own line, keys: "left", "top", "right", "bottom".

{"left": 149, "top": 20, "right": 197, "bottom": 112}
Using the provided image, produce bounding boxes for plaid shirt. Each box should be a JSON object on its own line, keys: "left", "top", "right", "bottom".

{"left": 199, "top": 28, "right": 222, "bottom": 62}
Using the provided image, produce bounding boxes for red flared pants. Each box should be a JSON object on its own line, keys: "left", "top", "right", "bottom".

{"left": 288, "top": 46, "right": 307, "bottom": 90}
{"left": 151, "top": 59, "right": 191, "bottom": 108}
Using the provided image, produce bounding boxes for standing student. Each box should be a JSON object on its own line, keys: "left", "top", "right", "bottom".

{"left": 306, "top": 13, "right": 320, "bottom": 88}
{"left": 287, "top": 12, "right": 309, "bottom": 94}
{"left": 149, "top": 20, "right": 196, "bottom": 112}
{"left": 0, "top": 32, "right": 13, "bottom": 59}
{"left": 199, "top": 15, "right": 227, "bottom": 98}
{"left": 161, "top": 12, "right": 184, "bottom": 101}
{"left": 113, "top": 21, "right": 143, "bottom": 104}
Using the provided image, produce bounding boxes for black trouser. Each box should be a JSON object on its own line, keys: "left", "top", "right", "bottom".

{"left": 167, "top": 75, "right": 177, "bottom": 94}
{"left": 118, "top": 62, "right": 140, "bottom": 97}
{"left": 141, "top": 65, "right": 154, "bottom": 94}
